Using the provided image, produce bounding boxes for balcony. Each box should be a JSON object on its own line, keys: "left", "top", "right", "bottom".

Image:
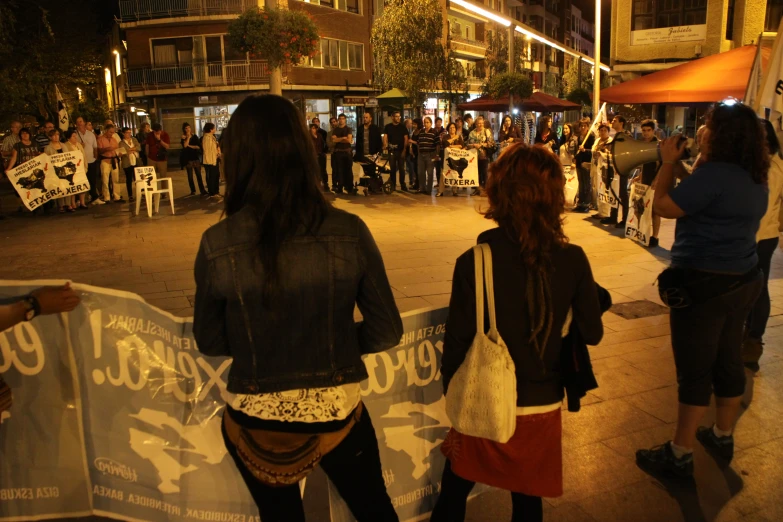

{"left": 451, "top": 34, "right": 488, "bottom": 49}
{"left": 118, "top": 0, "right": 255, "bottom": 23}
{"left": 125, "top": 60, "right": 269, "bottom": 94}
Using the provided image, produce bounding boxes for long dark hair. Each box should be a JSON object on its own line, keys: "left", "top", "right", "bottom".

{"left": 763, "top": 119, "right": 781, "bottom": 158}
{"left": 537, "top": 115, "right": 552, "bottom": 138}
{"left": 705, "top": 102, "right": 770, "bottom": 184}
{"left": 220, "top": 94, "right": 330, "bottom": 308}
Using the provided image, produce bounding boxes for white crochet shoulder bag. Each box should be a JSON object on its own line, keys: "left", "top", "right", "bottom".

{"left": 445, "top": 243, "right": 518, "bottom": 443}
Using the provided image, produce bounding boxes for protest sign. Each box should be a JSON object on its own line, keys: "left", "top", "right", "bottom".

{"left": 442, "top": 148, "right": 479, "bottom": 188}
{"left": 625, "top": 183, "right": 654, "bottom": 246}
{"left": 0, "top": 281, "right": 468, "bottom": 522}
{"left": 563, "top": 166, "right": 578, "bottom": 208}
{"left": 6, "top": 152, "right": 89, "bottom": 211}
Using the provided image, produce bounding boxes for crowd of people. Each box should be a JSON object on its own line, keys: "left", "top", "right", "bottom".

{"left": 0, "top": 117, "right": 225, "bottom": 217}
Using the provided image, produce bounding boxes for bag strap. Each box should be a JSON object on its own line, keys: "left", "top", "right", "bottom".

{"left": 480, "top": 244, "right": 499, "bottom": 336}
{"left": 473, "top": 245, "right": 485, "bottom": 335}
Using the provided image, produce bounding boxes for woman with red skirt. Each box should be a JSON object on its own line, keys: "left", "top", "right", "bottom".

{"left": 432, "top": 144, "right": 605, "bottom": 521}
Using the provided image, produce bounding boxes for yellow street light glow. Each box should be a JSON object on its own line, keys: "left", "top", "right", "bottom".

{"left": 451, "top": 0, "right": 511, "bottom": 27}
{"left": 113, "top": 50, "right": 119, "bottom": 55}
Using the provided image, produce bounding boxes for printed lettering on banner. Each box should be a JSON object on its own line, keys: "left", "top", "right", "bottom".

{"left": 563, "top": 166, "right": 578, "bottom": 208}
{"left": 625, "top": 183, "right": 654, "bottom": 247}
{"left": 442, "top": 148, "right": 479, "bottom": 187}
{"left": 6, "top": 152, "right": 89, "bottom": 211}
{"left": 0, "top": 282, "right": 475, "bottom": 522}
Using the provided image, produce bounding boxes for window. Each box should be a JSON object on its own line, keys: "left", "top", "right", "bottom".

{"left": 306, "top": 38, "right": 363, "bottom": 70}
{"left": 765, "top": 0, "right": 783, "bottom": 31}
{"left": 151, "top": 35, "right": 242, "bottom": 67}
{"left": 301, "top": 0, "right": 360, "bottom": 14}
{"left": 632, "top": 0, "right": 707, "bottom": 31}
{"left": 348, "top": 42, "right": 363, "bottom": 70}
{"left": 321, "top": 39, "right": 339, "bottom": 68}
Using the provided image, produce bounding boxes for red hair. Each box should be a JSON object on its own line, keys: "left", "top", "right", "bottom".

{"left": 483, "top": 143, "right": 568, "bottom": 268}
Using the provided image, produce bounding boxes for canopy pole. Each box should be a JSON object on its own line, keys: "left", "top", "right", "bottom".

{"left": 592, "top": 0, "right": 601, "bottom": 121}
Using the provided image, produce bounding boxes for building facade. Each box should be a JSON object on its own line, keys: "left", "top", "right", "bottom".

{"left": 114, "top": 0, "right": 374, "bottom": 139}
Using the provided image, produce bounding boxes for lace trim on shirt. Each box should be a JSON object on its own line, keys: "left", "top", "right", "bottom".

{"left": 228, "top": 384, "right": 361, "bottom": 423}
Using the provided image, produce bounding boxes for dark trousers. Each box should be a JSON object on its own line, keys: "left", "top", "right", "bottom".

{"left": 609, "top": 173, "right": 629, "bottom": 223}
{"left": 748, "top": 237, "right": 779, "bottom": 339}
{"left": 406, "top": 155, "right": 417, "bottom": 187}
{"left": 576, "top": 164, "right": 592, "bottom": 207}
{"left": 124, "top": 166, "right": 135, "bottom": 199}
{"left": 205, "top": 164, "right": 220, "bottom": 195}
{"left": 330, "top": 153, "right": 338, "bottom": 189}
{"left": 670, "top": 273, "right": 763, "bottom": 406}
{"left": 317, "top": 154, "right": 328, "bottom": 189}
{"left": 87, "top": 161, "right": 100, "bottom": 201}
{"left": 388, "top": 151, "right": 406, "bottom": 188}
{"left": 478, "top": 158, "right": 489, "bottom": 187}
{"left": 186, "top": 161, "right": 206, "bottom": 194}
{"left": 334, "top": 151, "right": 353, "bottom": 192}
{"left": 221, "top": 407, "right": 398, "bottom": 522}
{"left": 139, "top": 151, "right": 148, "bottom": 167}
{"left": 431, "top": 461, "right": 543, "bottom": 522}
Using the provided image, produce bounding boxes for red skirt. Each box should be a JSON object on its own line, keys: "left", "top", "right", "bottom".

{"left": 441, "top": 408, "right": 563, "bottom": 498}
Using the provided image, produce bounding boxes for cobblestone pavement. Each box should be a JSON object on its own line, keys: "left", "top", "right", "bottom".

{"left": 1, "top": 169, "right": 782, "bottom": 522}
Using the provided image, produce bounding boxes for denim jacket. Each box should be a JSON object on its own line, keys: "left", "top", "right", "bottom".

{"left": 193, "top": 206, "right": 403, "bottom": 394}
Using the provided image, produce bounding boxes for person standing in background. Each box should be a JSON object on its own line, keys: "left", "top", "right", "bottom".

{"left": 326, "top": 116, "right": 339, "bottom": 192}
{"left": 310, "top": 123, "right": 329, "bottom": 192}
{"left": 743, "top": 120, "right": 783, "bottom": 372}
{"left": 534, "top": 115, "right": 558, "bottom": 154}
{"left": 639, "top": 120, "right": 661, "bottom": 246}
{"left": 44, "top": 129, "right": 74, "bottom": 213}
{"left": 574, "top": 118, "right": 595, "bottom": 213}
{"left": 180, "top": 123, "right": 206, "bottom": 196}
{"left": 201, "top": 122, "right": 221, "bottom": 198}
{"left": 603, "top": 115, "right": 631, "bottom": 228}
{"left": 354, "top": 111, "right": 383, "bottom": 188}
{"left": 119, "top": 128, "right": 142, "bottom": 204}
{"left": 63, "top": 129, "right": 89, "bottom": 210}
{"left": 74, "top": 117, "right": 101, "bottom": 205}
{"left": 433, "top": 117, "right": 447, "bottom": 192}
{"left": 145, "top": 123, "right": 170, "bottom": 177}
{"left": 97, "top": 124, "right": 124, "bottom": 203}
{"left": 34, "top": 122, "right": 54, "bottom": 153}
{"left": 383, "top": 111, "right": 409, "bottom": 192}
{"left": 331, "top": 114, "right": 355, "bottom": 195}
{"left": 1, "top": 121, "right": 21, "bottom": 170}
{"left": 467, "top": 116, "right": 494, "bottom": 197}
{"left": 135, "top": 123, "right": 150, "bottom": 166}
{"left": 415, "top": 116, "right": 439, "bottom": 196}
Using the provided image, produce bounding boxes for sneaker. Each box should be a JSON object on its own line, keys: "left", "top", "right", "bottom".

{"left": 742, "top": 337, "right": 764, "bottom": 372}
{"left": 696, "top": 426, "right": 735, "bottom": 461}
{"left": 600, "top": 217, "right": 615, "bottom": 225}
{"left": 400, "top": 184, "right": 408, "bottom": 192}
{"left": 648, "top": 237, "right": 659, "bottom": 248}
{"left": 636, "top": 442, "right": 694, "bottom": 478}
{"left": 573, "top": 205, "right": 590, "bottom": 213}
{"left": 92, "top": 199, "right": 105, "bottom": 206}
{"left": 614, "top": 221, "right": 626, "bottom": 229}
{"left": 590, "top": 213, "right": 603, "bottom": 220}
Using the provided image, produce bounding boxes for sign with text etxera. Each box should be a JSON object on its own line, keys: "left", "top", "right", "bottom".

{"left": 630, "top": 24, "right": 707, "bottom": 46}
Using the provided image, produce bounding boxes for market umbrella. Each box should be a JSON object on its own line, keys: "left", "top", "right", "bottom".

{"left": 600, "top": 45, "right": 771, "bottom": 104}
{"left": 457, "top": 92, "right": 579, "bottom": 112}
{"left": 376, "top": 88, "right": 409, "bottom": 109}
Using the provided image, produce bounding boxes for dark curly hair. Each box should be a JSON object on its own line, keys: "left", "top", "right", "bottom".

{"left": 483, "top": 143, "right": 568, "bottom": 362}
{"left": 704, "top": 102, "right": 770, "bottom": 184}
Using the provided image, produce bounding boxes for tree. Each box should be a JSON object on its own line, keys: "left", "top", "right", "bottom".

{"left": 439, "top": 49, "right": 469, "bottom": 117}
{"left": 483, "top": 72, "right": 533, "bottom": 100}
{"left": 543, "top": 72, "right": 562, "bottom": 97}
{"left": 227, "top": 7, "right": 319, "bottom": 69}
{"left": 566, "top": 88, "right": 592, "bottom": 108}
{"left": 371, "top": 0, "right": 444, "bottom": 105}
{"left": 0, "top": 0, "right": 106, "bottom": 127}
{"left": 484, "top": 31, "right": 526, "bottom": 80}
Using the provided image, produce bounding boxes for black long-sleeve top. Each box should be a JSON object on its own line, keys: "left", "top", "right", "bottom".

{"left": 441, "top": 227, "right": 604, "bottom": 407}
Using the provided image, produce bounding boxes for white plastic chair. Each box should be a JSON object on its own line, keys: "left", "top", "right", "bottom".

{"left": 134, "top": 166, "right": 175, "bottom": 217}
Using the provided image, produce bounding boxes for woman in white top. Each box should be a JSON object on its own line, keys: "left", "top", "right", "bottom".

{"left": 201, "top": 123, "right": 220, "bottom": 197}
{"left": 118, "top": 128, "right": 142, "bottom": 203}
{"left": 63, "top": 130, "right": 88, "bottom": 210}
{"left": 44, "top": 129, "right": 74, "bottom": 213}
{"left": 743, "top": 120, "right": 783, "bottom": 371}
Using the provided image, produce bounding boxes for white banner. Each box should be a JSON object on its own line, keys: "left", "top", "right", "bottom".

{"left": 6, "top": 151, "right": 90, "bottom": 211}
{"left": 630, "top": 25, "right": 707, "bottom": 46}
{"left": 442, "top": 148, "right": 479, "bottom": 188}
{"left": 563, "top": 166, "right": 578, "bottom": 208}
{"left": 625, "top": 183, "right": 654, "bottom": 246}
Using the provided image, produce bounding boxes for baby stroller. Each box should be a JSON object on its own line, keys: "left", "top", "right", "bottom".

{"left": 355, "top": 148, "right": 393, "bottom": 197}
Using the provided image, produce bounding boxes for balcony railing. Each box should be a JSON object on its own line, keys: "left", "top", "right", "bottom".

{"left": 451, "top": 35, "right": 488, "bottom": 49}
{"left": 125, "top": 61, "right": 270, "bottom": 92}
{"left": 118, "top": 0, "right": 255, "bottom": 22}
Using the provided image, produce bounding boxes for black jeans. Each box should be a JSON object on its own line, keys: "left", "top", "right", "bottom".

{"left": 576, "top": 164, "right": 592, "bottom": 207}
{"left": 204, "top": 164, "right": 220, "bottom": 195}
{"left": 478, "top": 158, "right": 489, "bottom": 187}
{"left": 317, "top": 154, "right": 328, "bottom": 189}
{"left": 87, "top": 161, "right": 100, "bottom": 201}
{"left": 431, "top": 461, "right": 543, "bottom": 522}
{"left": 221, "top": 407, "right": 398, "bottom": 522}
{"left": 670, "top": 271, "right": 763, "bottom": 405}
{"left": 388, "top": 150, "right": 405, "bottom": 188}
{"left": 334, "top": 151, "right": 353, "bottom": 192}
{"left": 609, "top": 173, "right": 629, "bottom": 223}
{"left": 330, "top": 153, "right": 338, "bottom": 189}
{"left": 186, "top": 161, "right": 206, "bottom": 194}
{"left": 748, "top": 237, "right": 779, "bottom": 339}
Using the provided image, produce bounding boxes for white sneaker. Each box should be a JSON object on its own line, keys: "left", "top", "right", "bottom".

{"left": 92, "top": 199, "right": 105, "bottom": 205}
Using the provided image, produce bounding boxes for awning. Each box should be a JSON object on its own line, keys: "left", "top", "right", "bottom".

{"left": 601, "top": 45, "right": 772, "bottom": 104}
{"left": 457, "top": 91, "right": 580, "bottom": 112}
{"left": 376, "top": 88, "right": 409, "bottom": 100}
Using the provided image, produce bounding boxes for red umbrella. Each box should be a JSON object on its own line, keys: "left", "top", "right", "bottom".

{"left": 457, "top": 91, "right": 580, "bottom": 112}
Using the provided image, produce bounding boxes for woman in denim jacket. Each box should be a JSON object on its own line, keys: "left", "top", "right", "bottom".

{"left": 193, "top": 95, "right": 403, "bottom": 522}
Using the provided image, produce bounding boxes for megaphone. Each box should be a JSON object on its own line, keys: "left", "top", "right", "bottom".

{"left": 610, "top": 135, "right": 699, "bottom": 175}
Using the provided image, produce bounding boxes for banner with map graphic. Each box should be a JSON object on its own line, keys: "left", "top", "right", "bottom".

{"left": 0, "top": 281, "right": 462, "bottom": 522}
{"left": 6, "top": 152, "right": 89, "bottom": 211}
{"left": 442, "top": 148, "right": 479, "bottom": 188}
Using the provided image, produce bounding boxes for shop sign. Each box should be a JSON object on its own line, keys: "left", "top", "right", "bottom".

{"left": 630, "top": 24, "right": 706, "bottom": 46}
{"left": 366, "top": 97, "right": 379, "bottom": 107}
{"left": 343, "top": 96, "right": 368, "bottom": 105}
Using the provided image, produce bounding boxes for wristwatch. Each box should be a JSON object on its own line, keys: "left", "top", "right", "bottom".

{"left": 21, "top": 295, "right": 40, "bottom": 321}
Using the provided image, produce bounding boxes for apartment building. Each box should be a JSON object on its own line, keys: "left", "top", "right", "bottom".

{"left": 112, "top": 0, "right": 374, "bottom": 140}
{"left": 610, "top": 0, "right": 779, "bottom": 82}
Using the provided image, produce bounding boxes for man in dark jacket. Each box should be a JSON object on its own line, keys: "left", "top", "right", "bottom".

{"left": 354, "top": 111, "right": 383, "bottom": 178}
{"left": 574, "top": 118, "right": 595, "bottom": 213}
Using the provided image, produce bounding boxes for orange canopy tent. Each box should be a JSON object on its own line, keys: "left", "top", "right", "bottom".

{"left": 457, "top": 91, "right": 580, "bottom": 112}
{"left": 600, "top": 45, "right": 771, "bottom": 104}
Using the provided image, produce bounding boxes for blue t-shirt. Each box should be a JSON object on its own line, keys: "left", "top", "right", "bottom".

{"left": 669, "top": 161, "right": 767, "bottom": 274}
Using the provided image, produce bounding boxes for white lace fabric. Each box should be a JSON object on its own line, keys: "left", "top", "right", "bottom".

{"left": 225, "top": 384, "right": 361, "bottom": 423}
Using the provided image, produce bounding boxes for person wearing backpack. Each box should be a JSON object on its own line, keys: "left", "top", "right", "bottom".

{"left": 432, "top": 144, "right": 604, "bottom": 522}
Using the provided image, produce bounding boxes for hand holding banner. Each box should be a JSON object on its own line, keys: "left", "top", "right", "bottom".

{"left": 442, "top": 148, "right": 479, "bottom": 189}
